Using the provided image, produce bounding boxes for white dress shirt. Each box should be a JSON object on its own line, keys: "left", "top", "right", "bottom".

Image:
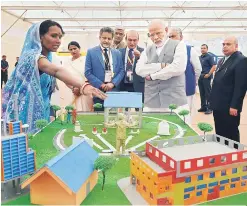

{"left": 136, "top": 39, "right": 187, "bottom": 80}
{"left": 190, "top": 47, "right": 202, "bottom": 83}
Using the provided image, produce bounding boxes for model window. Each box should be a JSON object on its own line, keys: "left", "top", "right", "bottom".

{"left": 197, "top": 174, "right": 203, "bottom": 181}
{"left": 197, "top": 184, "right": 207, "bottom": 190}
{"left": 209, "top": 172, "right": 215, "bottom": 178}
{"left": 184, "top": 186, "right": 195, "bottom": 193}
{"left": 196, "top": 191, "right": 202, "bottom": 196}
{"left": 221, "top": 170, "right": 227, "bottom": 176}
{"left": 209, "top": 181, "right": 218, "bottom": 187}
{"left": 208, "top": 188, "right": 214, "bottom": 194}
{"left": 220, "top": 179, "right": 229, "bottom": 185}
{"left": 232, "top": 168, "right": 237, "bottom": 174}
{"left": 242, "top": 175, "right": 247, "bottom": 180}
{"left": 143, "top": 185, "right": 146, "bottom": 191}
{"left": 184, "top": 194, "right": 190, "bottom": 199}
{"left": 231, "top": 177, "right": 240, "bottom": 182}
{"left": 185, "top": 177, "right": 191, "bottom": 183}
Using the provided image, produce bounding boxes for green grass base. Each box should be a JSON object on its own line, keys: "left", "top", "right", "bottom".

{"left": 3, "top": 114, "right": 246, "bottom": 205}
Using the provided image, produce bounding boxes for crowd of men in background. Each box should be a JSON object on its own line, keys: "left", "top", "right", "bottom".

{"left": 83, "top": 21, "right": 247, "bottom": 144}
{"left": 2, "top": 20, "right": 247, "bottom": 144}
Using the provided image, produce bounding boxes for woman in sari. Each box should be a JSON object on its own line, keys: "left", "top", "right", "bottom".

{"left": 64, "top": 41, "right": 93, "bottom": 111}
{"left": 2, "top": 20, "right": 106, "bottom": 133}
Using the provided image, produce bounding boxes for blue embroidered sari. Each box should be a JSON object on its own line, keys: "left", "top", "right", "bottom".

{"left": 2, "top": 22, "right": 54, "bottom": 133}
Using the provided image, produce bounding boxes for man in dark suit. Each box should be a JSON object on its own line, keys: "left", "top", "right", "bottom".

{"left": 210, "top": 36, "right": 247, "bottom": 143}
{"left": 119, "top": 30, "right": 145, "bottom": 102}
{"left": 1, "top": 55, "right": 9, "bottom": 89}
{"left": 85, "top": 27, "right": 125, "bottom": 110}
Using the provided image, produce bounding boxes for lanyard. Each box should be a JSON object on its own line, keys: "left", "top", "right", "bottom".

{"left": 127, "top": 55, "right": 134, "bottom": 66}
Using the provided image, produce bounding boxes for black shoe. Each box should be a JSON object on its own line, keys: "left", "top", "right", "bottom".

{"left": 205, "top": 109, "right": 212, "bottom": 115}
{"left": 198, "top": 108, "right": 207, "bottom": 112}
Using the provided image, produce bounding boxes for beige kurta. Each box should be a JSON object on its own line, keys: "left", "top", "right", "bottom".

{"left": 63, "top": 56, "right": 93, "bottom": 112}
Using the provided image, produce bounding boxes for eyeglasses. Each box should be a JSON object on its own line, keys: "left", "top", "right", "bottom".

{"left": 168, "top": 35, "right": 176, "bottom": 39}
{"left": 148, "top": 31, "right": 163, "bottom": 38}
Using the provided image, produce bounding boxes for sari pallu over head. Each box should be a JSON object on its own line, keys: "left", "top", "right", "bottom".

{"left": 2, "top": 22, "right": 54, "bottom": 133}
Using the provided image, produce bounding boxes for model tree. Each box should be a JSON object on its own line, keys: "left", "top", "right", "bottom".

{"left": 35, "top": 119, "right": 48, "bottom": 132}
{"left": 51, "top": 105, "right": 61, "bottom": 120}
{"left": 198, "top": 122, "right": 213, "bottom": 140}
{"left": 93, "top": 103, "right": 103, "bottom": 114}
{"left": 178, "top": 109, "right": 190, "bottom": 124}
{"left": 65, "top": 105, "right": 74, "bottom": 112}
{"left": 94, "top": 156, "right": 117, "bottom": 191}
{"left": 65, "top": 105, "right": 74, "bottom": 123}
{"left": 169, "top": 104, "right": 178, "bottom": 115}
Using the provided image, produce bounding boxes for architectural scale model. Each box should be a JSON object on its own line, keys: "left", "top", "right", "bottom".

{"left": 1, "top": 119, "right": 36, "bottom": 198}
{"left": 104, "top": 92, "right": 143, "bottom": 128}
{"left": 21, "top": 140, "right": 99, "bottom": 205}
{"left": 130, "top": 134, "right": 247, "bottom": 205}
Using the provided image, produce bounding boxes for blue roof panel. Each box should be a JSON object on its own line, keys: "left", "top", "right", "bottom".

{"left": 45, "top": 141, "right": 98, "bottom": 193}
{"left": 104, "top": 92, "right": 142, "bottom": 108}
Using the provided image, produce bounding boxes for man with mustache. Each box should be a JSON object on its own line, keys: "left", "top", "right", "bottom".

{"left": 85, "top": 27, "right": 125, "bottom": 111}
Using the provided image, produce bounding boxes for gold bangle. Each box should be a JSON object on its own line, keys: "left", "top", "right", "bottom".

{"left": 80, "top": 83, "right": 90, "bottom": 95}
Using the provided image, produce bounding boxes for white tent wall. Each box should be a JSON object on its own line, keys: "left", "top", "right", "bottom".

{"left": 2, "top": 9, "right": 247, "bottom": 108}
{"left": 1, "top": 11, "right": 31, "bottom": 74}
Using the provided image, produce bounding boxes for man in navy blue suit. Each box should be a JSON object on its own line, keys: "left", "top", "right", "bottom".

{"left": 119, "top": 30, "right": 145, "bottom": 102}
{"left": 85, "top": 27, "right": 125, "bottom": 110}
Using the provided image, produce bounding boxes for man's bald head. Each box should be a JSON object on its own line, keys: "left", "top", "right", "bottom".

{"left": 225, "top": 36, "right": 238, "bottom": 44}
{"left": 148, "top": 19, "right": 168, "bottom": 47}
{"left": 222, "top": 36, "right": 238, "bottom": 56}
{"left": 126, "top": 30, "right": 139, "bottom": 49}
{"left": 126, "top": 30, "right": 139, "bottom": 39}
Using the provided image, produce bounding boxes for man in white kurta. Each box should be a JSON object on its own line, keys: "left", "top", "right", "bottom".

{"left": 136, "top": 20, "right": 189, "bottom": 121}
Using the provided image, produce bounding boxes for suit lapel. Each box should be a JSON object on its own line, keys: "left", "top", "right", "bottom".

{"left": 96, "top": 46, "right": 105, "bottom": 69}
{"left": 123, "top": 48, "right": 127, "bottom": 65}
{"left": 111, "top": 49, "right": 116, "bottom": 72}
{"left": 216, "top": 58, "right": 225, "bottom": 72}
{"left": 217, "top": 52, "right": 238, "bottom": 73}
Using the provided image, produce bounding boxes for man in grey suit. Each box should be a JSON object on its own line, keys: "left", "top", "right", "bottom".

{"left": 119, "top": 30, "right": 145, "bottom": 102}
{"left": 136, "top": 19, "right": 187, "bottom": 111}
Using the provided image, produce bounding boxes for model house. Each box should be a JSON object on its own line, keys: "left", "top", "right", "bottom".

{"left": 104, "top": 92, "right": 143, "bottom": 128}
{"left": 130, "top": 135, "right": 247, "bottom": 205}
{"left": 21, "top": 140, "right": 99, "bottom": 205}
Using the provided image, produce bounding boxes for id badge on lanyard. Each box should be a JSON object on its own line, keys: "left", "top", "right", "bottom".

{"left": 105, "top": 70, "right": 112, "bottom": 83}
{"left": 125, "top": 55, "right": 134, "bottom": 83}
